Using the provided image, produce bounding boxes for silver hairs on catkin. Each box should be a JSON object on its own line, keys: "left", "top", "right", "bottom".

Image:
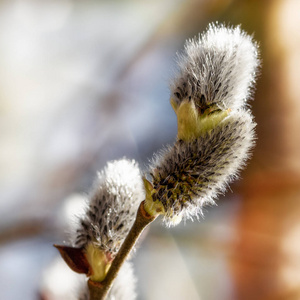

{"left": 142, "top": 23, "right": 260, "bottom": 226}
{"left": 73, "top": 159, "right": 144, "bottom": 256}
{"left": 149, "top": 109, "right": 256, "bottom": 226}
{"left": 171, "top": 23, "right": 259, "bottom": 112}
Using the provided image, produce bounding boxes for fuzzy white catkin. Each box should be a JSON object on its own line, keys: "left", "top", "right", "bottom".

{"left": 171, "top": 23, "right": 259, "bottom": 111}
{"left": 149, "top": 109, "right": 256, "bottom": 226}
{"left": 73, "top": 159, "right": 144, "bottom": 256}
{"left": 77, "top": 261, "right": 137, "bottom": 300}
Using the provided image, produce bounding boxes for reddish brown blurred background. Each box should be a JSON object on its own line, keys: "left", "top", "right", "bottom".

{"left": 0, "top": 0, "right": 300, "bottom": 299}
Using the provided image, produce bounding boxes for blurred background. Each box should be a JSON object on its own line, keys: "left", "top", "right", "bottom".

{"left": 1, "top": 0, "right": 300, "bottom": 299}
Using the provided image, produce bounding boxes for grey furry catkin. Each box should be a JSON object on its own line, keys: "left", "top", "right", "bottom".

{"left": 171, "top": 23, "right": 259, "bottom": 112}
{"left": 149, "top": 109, "right": 256, "bottom": 226}
{"left": 143, "top": 23, "right": 260, "bottom": 226}
{"left": 73, "top": 159, "right": 144, "bottom": 256}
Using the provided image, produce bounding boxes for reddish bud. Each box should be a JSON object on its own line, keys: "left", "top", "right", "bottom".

{"left": 54, "top": 244, "right": 90, "bottom": 275}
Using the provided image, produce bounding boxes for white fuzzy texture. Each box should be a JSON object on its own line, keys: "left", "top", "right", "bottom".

{"left": 149, "top": 109, "right": 256, "bottom": 226}
{"left": 77, "top": 261, "right": 137, "bottom": 300}
{"left": 73, "top": 159, "right": 144, "bottom": 256}
{"left": 171, "top": 23, "right": 259, "bottom": 111}
{"left": 107, "top": 261, "right": 137, "bottom": 300}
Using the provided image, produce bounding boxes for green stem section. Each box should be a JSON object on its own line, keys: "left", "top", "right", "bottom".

{"left": 88, "top": 200, "right": 156, "bottom": 300}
